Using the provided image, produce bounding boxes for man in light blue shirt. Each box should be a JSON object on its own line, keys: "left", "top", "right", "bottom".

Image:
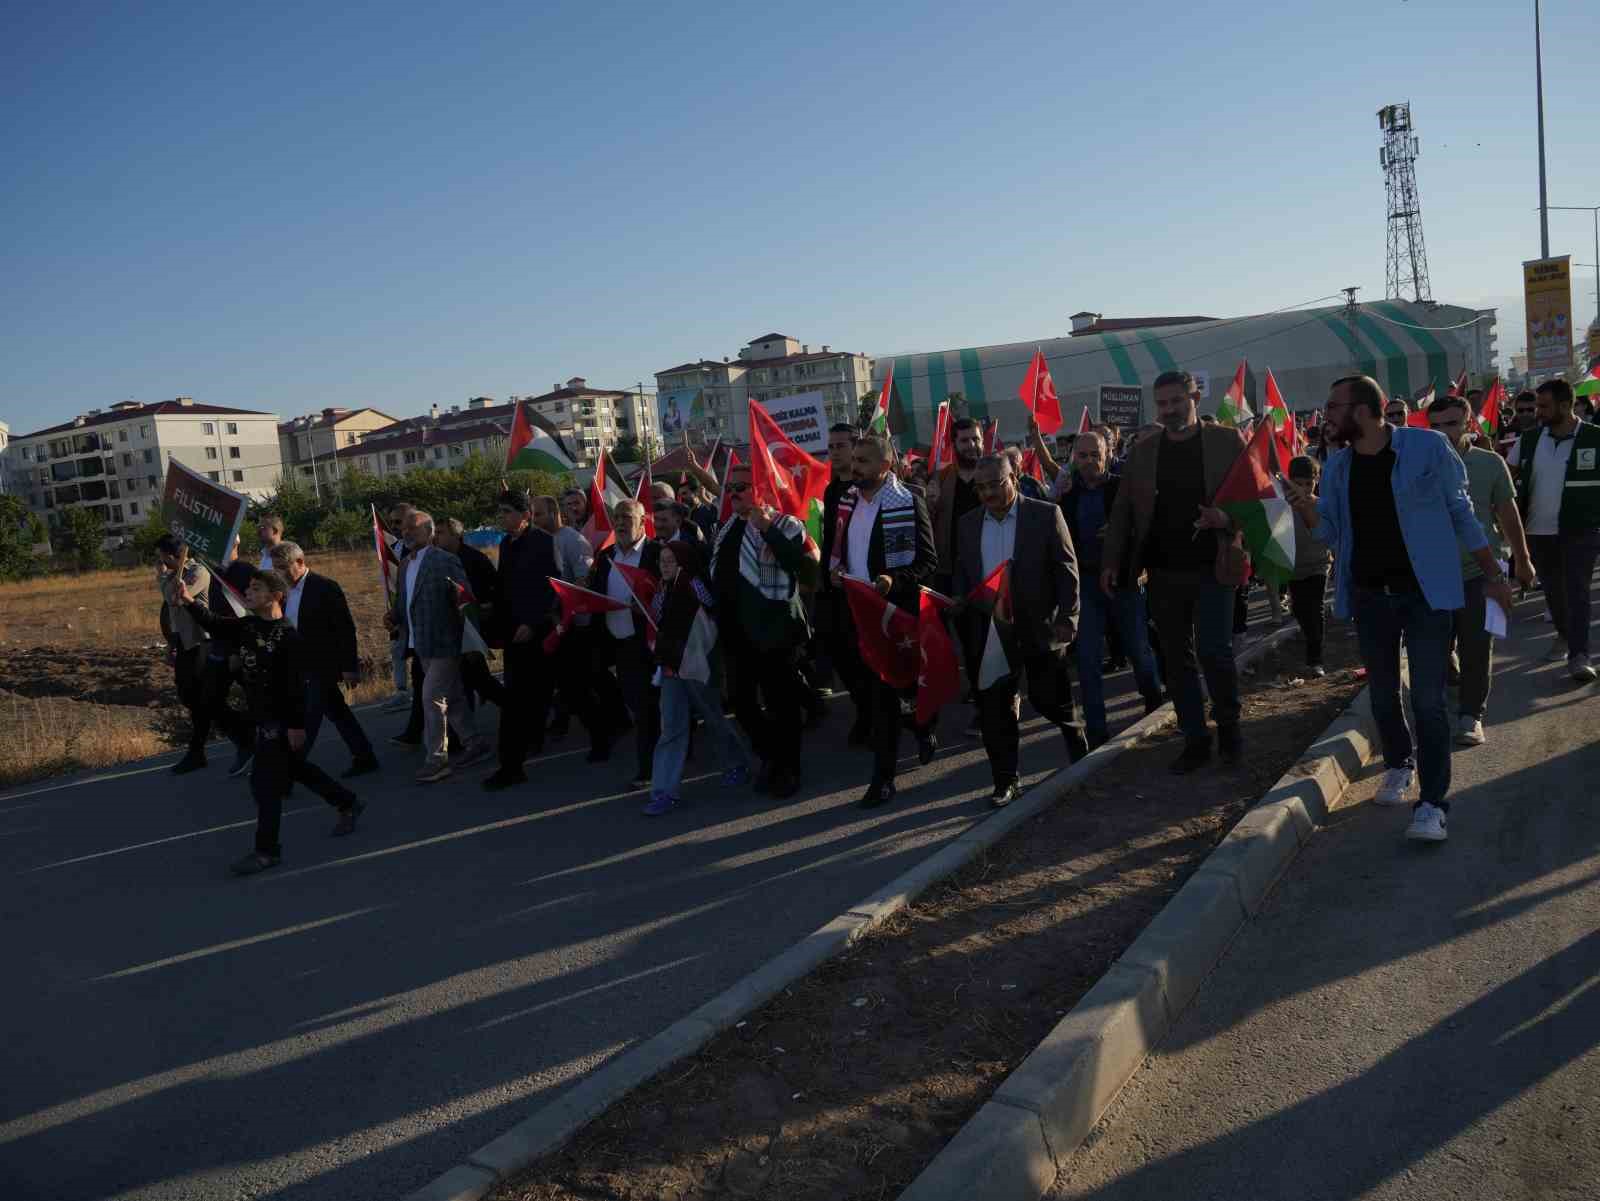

{"left": 1287, "top": 375, "right": 1514, "bottom": 845}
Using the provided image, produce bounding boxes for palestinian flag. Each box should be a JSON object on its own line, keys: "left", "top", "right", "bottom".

{"left": 198, "top": 556, "right": 250, "bottom": 617}
{"left": 1407, "top": 384, "right": 1434, "bottom": 429}
{"left": 1215, "top": 420, "right": 1296, "bottom": 588}
{"left": 1448, "top": 368, "right": 1469, "bottom": 398}
{"left": 1476, "top": 379, "right": 1506, "bottom": 440}
{"left": 982, "top": 417, "right": 999, "bottom": 453}
{"left": 1262, "top": 368, "right": 1294, "bottom": 474}
{"left": 1216, "top": 360, "right": 1252, "bottom": 428}
{"left": 929, "top": 401, "right": 953, "bottom": 468}
{"left": 1576, "top": 361, "right": 1600, "bottom": 397}
{"left": 542, "top": 578, "right": 626, "bottom": 654}
{"left": 449, "top": 576, "right": 491, "bottom": 657}
{"left": 634, "top": 461, "right": 656, "bottom": 539}
{"left": 1076, "top": 405, "right": 1093, "bottom": 435}
{"left": 371, "top": 504, "right": 401, "bottom": 603}
{"left": 1019, "top": 449, "right": 1046, "bottom": 484}
{"left": 966, "top": 561, "right": 1018, "bottom": 689}
{"left": 506, "top": 400, "right": 578, "bottom": 474}
{"left": 582, "top": 447, "right": 615, "bottom": 552}
{"left": 868, "top": 365, "right": 893, "bottom": 434}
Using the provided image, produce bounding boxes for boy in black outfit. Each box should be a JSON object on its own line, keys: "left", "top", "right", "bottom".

{"left": 176, "top": 567, "right": 365, "bottom": 876}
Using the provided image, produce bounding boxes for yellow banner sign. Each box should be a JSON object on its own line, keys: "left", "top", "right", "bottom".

{"left": 1523, "top": 255, "right": 1573, "bottom": 374}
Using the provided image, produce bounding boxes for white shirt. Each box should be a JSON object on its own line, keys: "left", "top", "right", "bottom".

{"left": 1510, "top": 431, "right": 1575, "bottom": 536}
{"left": 980, "top": 499, "right": 1020, "bottom": 580}
{"left": 605, "top": 540, "right": 644, "bottom": 638}
{"left": 285, "top": 574, "right": 307, "bottom": 629}
{"left": 404, "top": 545, "right": 429, "bottom": 649}
{"left": 844, "top": 489, "right": 883, "bottom": 581}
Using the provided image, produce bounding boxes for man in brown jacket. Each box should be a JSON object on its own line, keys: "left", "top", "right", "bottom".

{"left": 928, "top": 416, "right": 986, "bottom": 595}
{"left": 1102, "top": 369, "right": 1247, "bottom": 774}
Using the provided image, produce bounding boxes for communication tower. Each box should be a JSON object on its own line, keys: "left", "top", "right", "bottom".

{"left": 1378, "top": 103, "right": 1432, "bottom": 303}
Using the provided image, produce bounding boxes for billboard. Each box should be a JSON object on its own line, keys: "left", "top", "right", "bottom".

{"left": 759, "top": 391, "right": 828, "bottom": 454}
{"left": 162, "top": 458, "right": 249, "bottom": 562}
{"left": 1098, "top": 385, "right": 1144, "bottom": 430}
{"left": 1524, "top": 255, "right": 1573, "bottom": 374}
{"left": 657, "top": 387, "right": 709, "bottom": 440}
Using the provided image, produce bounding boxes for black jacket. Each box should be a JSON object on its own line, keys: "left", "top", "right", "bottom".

{"left": 1057, "top": 475, "right": 1128, "bottom": 589}
{"left": 653, "top": 572, "right": 712, "bottom": 674}
{"left": 185, "top": 607, "right": 308, "bottom": 728}
{"left": 458, "top": 543, "right": 500, "bottom": 615}
{"left": 495, "top": 525, "right": 559, "bottom": 640}
{"left": 290, "top": 571, "right": 361, "bottom": 679}
{"left": 953, "top": 496, "right": 1081, "bottom": 661}
{"left": 590, "top": 538, "right": 662, "bottom": 599}
{"left": 835, "top": 485, "right": 938, "bottom": 610}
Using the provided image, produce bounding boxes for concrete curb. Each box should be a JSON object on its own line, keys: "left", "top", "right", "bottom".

{"left": 895, "top": 677, "right": 1383, "bottom": 1201}
{"left": 399, "top": 625, "right": 1300, "bottom": 1201}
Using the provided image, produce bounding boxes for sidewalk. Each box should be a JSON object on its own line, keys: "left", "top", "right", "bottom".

{"left": 1050, "top": 601, "right": 1599, "bottom": 1201}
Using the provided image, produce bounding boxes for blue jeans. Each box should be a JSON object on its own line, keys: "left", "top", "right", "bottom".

{"left": 1147, "top": 569, "right": 1240, "bottom": 741}
{"left": 652, "top": 675, "right": 752, "bottom": 799}
{"left": 1076, "top": 585, "right": 1163, "bottom": 740}
{"left": 1353, "top": 587, "right": 1453, "bottom": 809}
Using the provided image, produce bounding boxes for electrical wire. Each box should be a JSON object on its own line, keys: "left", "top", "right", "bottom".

{"left": 1361, "top": 308, "right": 1495, "bottom": 333}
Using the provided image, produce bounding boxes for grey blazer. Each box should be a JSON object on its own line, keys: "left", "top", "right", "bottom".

{"left": 953, "top": 496, "right": 1081, "bottom": 661}
{"left": 396, "top": 546, "right": 466, "bottom": 659}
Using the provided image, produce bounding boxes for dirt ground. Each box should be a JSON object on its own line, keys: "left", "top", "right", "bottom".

{"left": 493, "top": 623, "right": 1363, "bottom": 1201}
{"left": 0, "top": 551, "right": 402, "bottom": 786}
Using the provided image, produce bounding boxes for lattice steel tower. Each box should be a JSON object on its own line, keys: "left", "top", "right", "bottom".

{"left": 1378, "top": 103, "right": 1432, "bottom": 302}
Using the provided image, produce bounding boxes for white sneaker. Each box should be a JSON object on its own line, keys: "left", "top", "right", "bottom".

{"left": 1406, "top": 801, "right": 1448, "bottom": 842}
{"left": 1455, "top": 717, "right": 1486, "bottom": 747}
{"left": 1570, "top": 654, "right": 1598, "bottom": 684}
{"left": 1375, "top": 766, "right": 1415, "bottom": 806}
{"left": 1545, "top": 639, "right": 1566, "bottom": 662}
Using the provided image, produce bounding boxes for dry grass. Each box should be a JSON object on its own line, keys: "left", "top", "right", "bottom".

{"left": 0, "top": 550, "right": 422, "bottom": 787}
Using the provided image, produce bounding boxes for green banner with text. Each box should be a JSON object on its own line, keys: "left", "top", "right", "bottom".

{"left": 161, "top": 458, "right": 249, "bottom": 562}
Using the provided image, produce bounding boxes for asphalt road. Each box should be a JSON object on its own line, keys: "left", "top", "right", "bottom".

{"left": 0, "top": 623, "right": 1189, "bottom": 1201}
{"left": 1051, "top": 590, "right": 1600, "bottom": 1201}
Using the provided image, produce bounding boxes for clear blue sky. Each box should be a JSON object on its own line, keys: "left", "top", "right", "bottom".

{"left": 3, "top": 0, "right": 1595, "bottom": 433}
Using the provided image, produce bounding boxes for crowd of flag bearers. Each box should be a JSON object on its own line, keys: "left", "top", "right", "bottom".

{"left": 156, "top": 356, "right": 1600, "bottom": 872}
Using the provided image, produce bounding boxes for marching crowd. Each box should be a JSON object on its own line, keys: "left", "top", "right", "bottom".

{"left": 153, "top": 372, "right": 1600, "bottom": 876}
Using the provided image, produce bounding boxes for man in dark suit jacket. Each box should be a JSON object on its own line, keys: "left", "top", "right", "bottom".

{"left": 269, "top": 541, "right": 379, "bottom": 777}
{"left": 953, "top": 454, "right": 1088, "bottom": 808}
{"left": 829, "top": 432, "right": 938, "bottom": 808}
{"left": 815, "top": 423, "right": 874, "bottom": 742}
{"left": 433, "top": 518, "right": 509, "bottom": 715}
{"left": 587, "top": 498, "right": 662, "bottom": 789}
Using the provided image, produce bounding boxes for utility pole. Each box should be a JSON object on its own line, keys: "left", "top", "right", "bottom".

{"left": 1535, "top": 0, "right": 1550, "bottom": 258}
{"left": 1548, "top": 206, "right": 1600, "bottom": 316}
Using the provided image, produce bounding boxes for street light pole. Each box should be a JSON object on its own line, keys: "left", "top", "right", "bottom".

{"left": 1535, "top": 0, "right": 1550, "bottom": 258}
{"left": 1548, "top": 207, "right": 1600, "bottom": 317}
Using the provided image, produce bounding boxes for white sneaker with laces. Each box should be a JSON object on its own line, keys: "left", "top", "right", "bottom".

{"left": 1455, "top": 716, "right": 1485, "bottom": 747}
{"left": 1570, "top": 654, "right": 1597, "bottom": 684}
{"left": 1375, "top": 766, "right": 1415, "bottom": 806}
{"left": 1406, "top": 801, "right": 1448, "bottom": 842}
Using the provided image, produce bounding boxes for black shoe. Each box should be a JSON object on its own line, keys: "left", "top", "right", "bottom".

{"left": 1142, "top": 691, "right": 1166, "bottom": 716}
{"left": 330, "top": 800, "right": 365, "bottom": 837}
{"left": 803, "top": 705, "right": 826, "bottom": 731}
{"left": 481, "top": 769, "right": 527, "bottom": 792}
{"left": 1087, "top": 729, "right": 1110, "bottom": 752}
{"left": 389, "top": 733, "right": 421, "bottom": 748}
{"left": 1064, "top": 728, "right": 1090, "bottom": 763}
{"left": 991, "top": 781, "right": 1021, "bottom": 809}
{"left": 917, "top": 730, "right": 939, "bottom": 765}
{"left": 586, "top": 743, "right": 611, "bottom": 764}
{"left": 846, "top": 720, "right": 872, "bottom": 748}
{"left": 227, "top": 748, "right": 254, "bottom": 778}
{"left": 171, "top": 753, "right": 207, "bottom": 776}
{"left": 342, "top": 754, "right": 380, "bottom": 779}
{"left": 1169, "top": 738, "right": 1212, "bottom": 774}
{"left": 1217, "top": 724, "right": 1243, "bottom": 766}
{"left": 753, "top": 761, "right": 776, "bottom": 794}
{"left": 769, "top": 768, "right": 801, "bottom": 800}
{"left": 627, "top": 775, "right": 650, "bottom": 791}
{"left": 230, "top": 851, "right": 281, "bottom": 876}
{"left": 858, "top": 779, "right": 896, "bottom": 809}
{"left": 547, "top": 718, "right": 570, "bottom": 741}
{"left": 1104, "top": 656, "right": 1128, "bottom": 673}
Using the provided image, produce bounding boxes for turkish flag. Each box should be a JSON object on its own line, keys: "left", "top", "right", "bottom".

{"left": 543, "top": 578, "right": 626, "bottom": 653}
{"left": 966, "top": 562, "right": 1017, "bottom": 689}
{"left": 1019, "top": 347, "right": 1063, "bottom": 435}
{"left": 915, "top": 589, "right": 960, "bottom": 725}
{"left": 1019, "top": 449, "right": 1046, "bottom": 483}
{"left": 843, "top": 578, "right": 920, "bottom": 689}
{"left": 612, "top": 560, "right": 660, "bottom": 649}
{"left": 582, "top": 446, "right": 615, "bottom": 551}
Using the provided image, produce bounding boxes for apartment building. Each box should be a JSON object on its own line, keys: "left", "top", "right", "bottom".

{"left": 2, "top": 398, "right": 280, "bottom": 539}
{"left": 278, "top": 406, "right": 399, "bottom": 490}
{"left": 0, "top": 421, "right": 8, "bottom": 493}
{"left": 655, "top": 334, "right": 873, "bottom": 443}
{"left": 510, "top": 378, "right": 659, "bottom": 464}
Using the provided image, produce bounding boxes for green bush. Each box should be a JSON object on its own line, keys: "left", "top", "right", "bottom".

{"left": 54, "top": 506, "right": 110, "bottom": 572}
{"left": 0, "top": 496, "right": 47, "bottom": 581}
{"left": 312, "top": 509, "right": 369, "bottom": 551}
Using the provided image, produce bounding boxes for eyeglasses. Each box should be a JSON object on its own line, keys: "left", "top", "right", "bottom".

{"left": 726, "top": 482, "right": 751, "bottom": 494}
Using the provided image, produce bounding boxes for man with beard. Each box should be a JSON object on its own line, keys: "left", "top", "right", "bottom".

{"left": 830, "top": 433, "right": 938, "bottom": 809}
{"left": 817, "top": 422, "right": 873, "bottom": 742}
{"left": 1425, "top": 396, "right": 1535, "bottom": 745}
{"left": 1507, "top": 378, "right": 1600, "bottom": 683}
{"left": 1287, "top": 375, "right": 1513, "bottom": 844}
{"left": 929, "top": 417, "right": 985, "bottom": 597}
{"left": 1102, "top": 370, "right": 1247, "bottom": 775}
{"left": 589, "top": 499, "right": 662, "bottom": 789}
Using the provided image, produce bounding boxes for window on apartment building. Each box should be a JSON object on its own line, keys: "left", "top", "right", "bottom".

{"left": 385, "top": 453, "right": 398, "bottom": 468}
{"left": 110, "top": 506, "right": 123, "bottom": 524}
{"left": 301, "top": 466, "right": 313, "bottom": 476}
{"left": 122, "top": 453, "right": 132, "bottom": 466}
{"left": 143, "top": 449, "right": 154, "bottom": 463}
{"left": 202, "top": 422, "right": 215, "bottom": 435}
{"left": 127, "top": 477, "right": 139, "bottom": 491}
{"left": 205, "top": 446, "right": 218, "bottom": 460}
{"left": 403, "top": 450, "right": 420, "bottom": 464}
{"left": 232, "top": 470, "right": 244, "bottom": 482}
{"left": 129, "top": 502, "right": 139, "bottom": 516}
{"left": 226, "top": 422, "right": 238, "bottom": 435}
{"left": 450, "top": 444, "right": 463, "bottom": 457}
{"left": 206, "top": 471, "right": 220, "bottom": 482}
{"left": 147, "top": 475, "right": 157, "bottom": 488}
{"left": 228, "top": 446, "right": 240, "bottom": 459}
{"left": 20, "top": 446, "right": 31, "bottom": 460}
{"left": 118, "top": 429, "right": 128, "bottom": 442}
{"left": 433, "top": 447, "right": 443, "bottom": 460}
{"left": 346, "top": 433, "right": 357, "bottom": 444}
{"left": 139, "top": 424, "right": 150, "bottom": 438}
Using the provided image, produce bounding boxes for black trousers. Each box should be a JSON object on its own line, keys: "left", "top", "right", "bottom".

{"left": 250, "top": 731, "right": 356, "bottom": 856}
{"left": 461, "top": 651, "right": 510, "bottom": 711}
{"left": 303, "top": 674, "right": 375, "bottom": 760}
{"left": 977, "top": 651, "right": 1082, "bottom": 788}
{"left": 496, "top": 639, "right": 555, "bottom": 771}
{"left": 174, "top": 646, "right": 250, "bottom": 755}
{"left": 1529, "top": 530, "right": 1600, "bottom": 658}
{"left": 1287, "top": 572, "right": 1329, "bottom": 665}
{"left": 870, "top": 680, "right": 937, "bottom": 784}
{"left": 823, "top": 593, "right": 876, "bottom": 731}
{"left": 596, "top": 628, "right": 659, "bottom": 777}
{"left": 724, "top": 624, "right": 805, "bottom": 774}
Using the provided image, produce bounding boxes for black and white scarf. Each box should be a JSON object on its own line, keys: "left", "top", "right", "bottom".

{"left": 830, "top": 473, "right": 917, "bottom": 574}
{"left": 713, "top": 512, "right": 806, "bottom": 602}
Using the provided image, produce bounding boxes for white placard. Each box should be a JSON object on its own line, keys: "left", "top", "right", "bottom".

{"left": 759, "top": 391, "right": 828, "bottom": 454}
